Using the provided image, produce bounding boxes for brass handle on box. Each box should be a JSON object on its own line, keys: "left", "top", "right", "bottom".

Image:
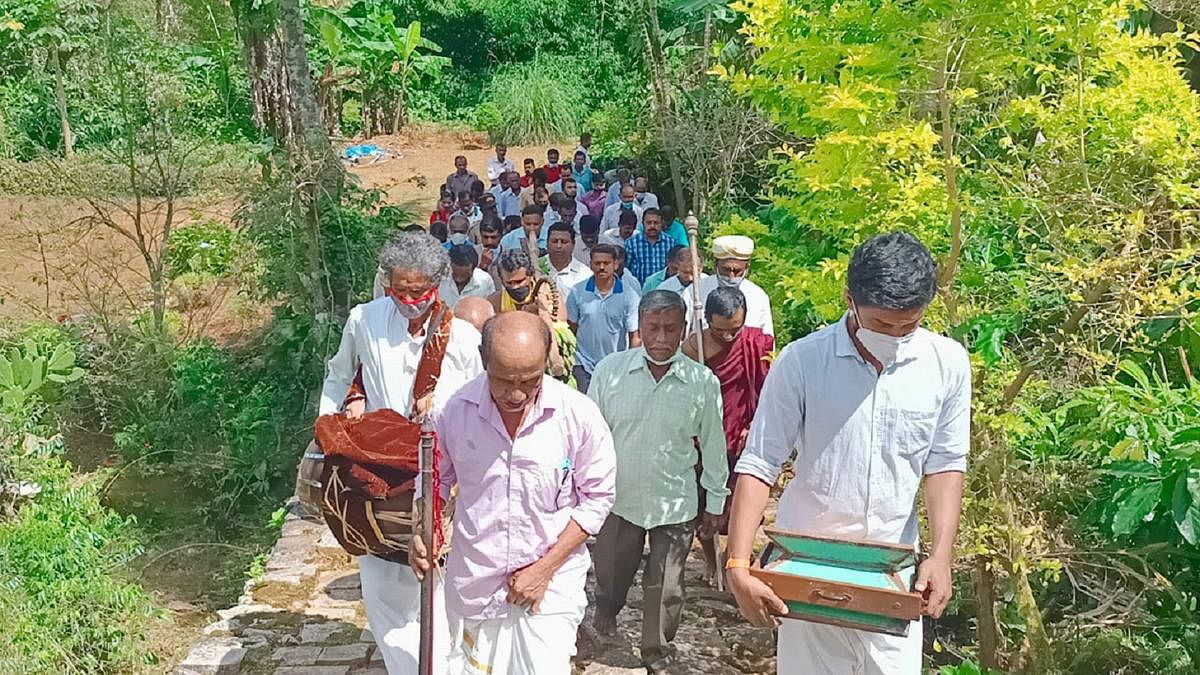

{"left": 814, "top": 590, "right": 852, "bottom": 603}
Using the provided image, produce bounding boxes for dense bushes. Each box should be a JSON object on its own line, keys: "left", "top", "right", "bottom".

{"left": 0, "top": 329, "right": 160, "bottom": 673}
{"left": 724, "top": 0, "right": 1200, "bottom": 669}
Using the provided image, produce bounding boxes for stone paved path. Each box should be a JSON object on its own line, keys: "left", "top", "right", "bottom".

{"left": 175, "top": 499, "right": 777, "bottom": 674}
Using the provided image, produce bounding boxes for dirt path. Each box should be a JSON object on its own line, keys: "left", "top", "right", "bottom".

{"left": 176, "top": 500, "right": 778, "bottom": 675}
{"left": 345, "top": 126, "right": 562, "bottom": 216}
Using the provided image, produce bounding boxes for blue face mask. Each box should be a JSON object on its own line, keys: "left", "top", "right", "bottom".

{"left": 621, "top": 202, "right": 633, "bottom": 210}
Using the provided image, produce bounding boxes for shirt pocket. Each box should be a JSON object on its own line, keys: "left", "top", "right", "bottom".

{"left": 603, "top": 300, "right": 627, "bottom": 334}
{"left": 895, "top": 408, "right": 938, "bottom": 459}
{"left": 511, "top": 454, "right": 572, "bottom": 513}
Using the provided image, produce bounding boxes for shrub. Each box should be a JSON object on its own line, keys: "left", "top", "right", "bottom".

{"left": 481, "top": 56, "right": 586, "bottom": 145}
{"left": 165, "top": 219, "right": 245, "bottom": 280}
{"left": 0, "top": 325, "right": 160, "bottom": 673}
{"left": 0, "top": 455, "right": 161, "bottom": 673}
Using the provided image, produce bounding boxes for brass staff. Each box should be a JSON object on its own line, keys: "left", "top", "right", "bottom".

{"left": 685, "top": 211, "right": 706, "bottom": 364}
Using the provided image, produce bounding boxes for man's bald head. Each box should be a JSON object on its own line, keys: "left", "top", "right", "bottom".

{"left": 481, "top": 312, "right": 551, "bottom": 414}
{"left": 480, "top": 311, "right": 550, "bottom": 368}
{"left": 454, "top": 296, "right": 494, "bottom": 332}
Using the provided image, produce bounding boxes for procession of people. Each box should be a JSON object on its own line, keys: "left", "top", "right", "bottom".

{"left": 311, "top": 144, "right": 970, "bottom": 674}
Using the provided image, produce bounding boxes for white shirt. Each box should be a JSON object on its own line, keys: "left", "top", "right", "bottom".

{"left": 319, "top": 297, "right": 484, "bottom": 416}
{"left": 438, "top": 268, "right": 496, "bottom": 308}
{"left": 634, "top": 192, "right": 659, "bottom": 210}
{"left": 486, "top": 156, "right": 513, "bottom": 183}
{"left": 573, "top": 242, "right": 593, "bottom": 266}
{"left": 620, "top": 269, "right": 642, "bottom": 295}
{"left": 735, "top": 314, "right": 970, "bottom": 546}
{"left": 659, "top": 273, "right": 710, "bottom": 328}
{"left": 600, "top": 202, "right": 643, "bottom": 232}
{"left": 598, "top": 228, "right": 626, "bottom": 249}
{"left": 697, "top": 275, "right": 774, "bottom": 336}
{"left": 542, "top": 256, "right": 593, "bottom": 302}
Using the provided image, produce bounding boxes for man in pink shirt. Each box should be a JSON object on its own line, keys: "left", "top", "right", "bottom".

{"left": 412, "top": 311, "right": 616, "bottom": 674}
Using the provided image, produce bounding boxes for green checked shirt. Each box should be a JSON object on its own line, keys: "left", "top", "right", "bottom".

{"left": 588, "top": 347, "right": 729, "bottom": 529}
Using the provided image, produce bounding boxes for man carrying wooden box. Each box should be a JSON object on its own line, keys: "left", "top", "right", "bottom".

{"left": 726, "top": 232, "right": 971, "bottom": 673}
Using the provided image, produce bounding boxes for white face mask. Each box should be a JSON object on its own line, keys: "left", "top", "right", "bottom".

{"left": 717, "top": 273, "right": 744, "bottom": 288}
{"left": 852, "top": 308, "right": 916, "bottom": 367}
{"left": 643, "top": 347, "right": 680, "bottom": 367}
{"left": 448, "top": 232, "right": 468, "bottom": 246}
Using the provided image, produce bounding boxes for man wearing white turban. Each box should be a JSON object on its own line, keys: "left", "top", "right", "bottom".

{"left": 696, "top": 235, "right": 774, "bottom": 336}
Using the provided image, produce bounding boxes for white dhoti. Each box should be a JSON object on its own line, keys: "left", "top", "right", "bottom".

{"left": 445, "top": 597, "right": 586, "bottom": 675}
{"left": 778, "top": 618, "right": 921, "bottom": 674}
{"left": 358, "top": 554, "right": 452, "bottom": 675}
{"left": 776, "top": 563, "right": 921, "bottom": 675}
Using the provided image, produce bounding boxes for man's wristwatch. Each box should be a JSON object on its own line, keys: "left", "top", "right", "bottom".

{"left": 724, "top": 557, "right": 752, "bottom": 570}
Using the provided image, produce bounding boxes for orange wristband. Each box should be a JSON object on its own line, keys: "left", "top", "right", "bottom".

{"left": 724, "top": 557, "right": 751, "bottom": 570}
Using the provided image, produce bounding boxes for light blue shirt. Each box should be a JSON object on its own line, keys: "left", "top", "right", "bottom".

{"left": 572, "top": 166, "right": 593, "bottom": 192}
{"left": 495, "top": 188, "right": 521, "bottom": 219}
{"left": 735, "top": 314, "right": 971, "bottom": 546}
{"left": 642, "top": 269, "right": 669, "bottom": 292}
{"left": 500, "top": 226, "right": 549, "bottom": 252}
{"left": 567, "top": 277, "right": 639, "bottom": 373}
{"left": 606, "top": 181, "right": 624, "bottom": 208}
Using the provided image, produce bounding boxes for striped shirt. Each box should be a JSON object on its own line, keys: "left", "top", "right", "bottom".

{"left": 624, "top": 232, "right": 677, "bottom": 284}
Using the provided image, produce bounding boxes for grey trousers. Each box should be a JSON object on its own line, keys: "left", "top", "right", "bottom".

{"left": 593, "top": 513, "right": 695, "bottom": 666}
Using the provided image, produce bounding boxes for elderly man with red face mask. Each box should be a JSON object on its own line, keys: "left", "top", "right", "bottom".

{"left": 318, "top": 231, "right": 483, "bottom": 675}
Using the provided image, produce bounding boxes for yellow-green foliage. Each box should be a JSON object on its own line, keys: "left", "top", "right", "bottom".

{"left": 721, "top": 0, "right": 1200, "bottom": 667}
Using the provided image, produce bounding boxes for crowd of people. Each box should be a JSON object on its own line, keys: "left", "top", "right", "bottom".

{"left": 314, "top": 142, "right": 969, "bottom": 675}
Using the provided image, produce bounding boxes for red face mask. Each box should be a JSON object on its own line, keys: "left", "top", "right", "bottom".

{"left": 387, "top": 287, "right": 437, "bottom": 318}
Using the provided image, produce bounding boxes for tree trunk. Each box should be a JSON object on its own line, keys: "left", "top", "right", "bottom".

{"left": 641, "top": 0, "right": 689, "bottom": 213}
{"left": 276, "top": 0, "right": 343, "bottom": 314}
{"left": 391, "top": 69, "right": 408, "bottom": 135}
{"left": 50, "top": 46, "right": 74, "bottom": 159}
{"left": 237, "top": 15, "right": 294, "bottom": 145}
{"left": 701, "top": 7, "right": 713, "bottom": 75}
{"left": 975, "top": 556, "right": 1001, "bottom": 669}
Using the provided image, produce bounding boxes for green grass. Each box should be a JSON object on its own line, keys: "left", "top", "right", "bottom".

{"left": 481, "top": 56, "right": 586, "bottom": 145}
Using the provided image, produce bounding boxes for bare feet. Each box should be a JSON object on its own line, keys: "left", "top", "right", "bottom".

{"left": 593, "top": 611, "right": 617, "bottom": 636}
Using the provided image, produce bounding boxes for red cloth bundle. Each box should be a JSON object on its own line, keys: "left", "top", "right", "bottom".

{"left": 314, "top": 409, "right": 422, "bottom": 499}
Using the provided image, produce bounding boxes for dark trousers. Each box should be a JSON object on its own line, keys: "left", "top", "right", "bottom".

{"left": 593, "top": 513, "right": 695, "bottom": 666}
{"left": 573, "top": 364, "right": 593, "bottom": 394}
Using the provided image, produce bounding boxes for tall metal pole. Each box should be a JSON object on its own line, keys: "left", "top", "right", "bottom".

{"left": 417, "top": 419, "right": 436, "bottom": 675}
{"left": 685, "top": 211, "right": 706, "bottom": 364}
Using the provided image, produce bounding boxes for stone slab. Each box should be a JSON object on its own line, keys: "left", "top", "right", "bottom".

{"left": 317, "top": 643, "right": 372, "bottom": 666}
{"left": 273, "top": 667, "right": 349, "bottom": 675}
{"left": 270, "top": 646, "right": 321, "bottom": 666}
{"left": 176, "top": 638, "right": 246, "bottom": 675}
{"left": 300, "top": 621, "right": 347, "bottom": 644}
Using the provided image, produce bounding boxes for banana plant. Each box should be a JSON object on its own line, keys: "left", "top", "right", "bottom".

{"left": 307, "top": 2, "right": 447, "bottom": 137}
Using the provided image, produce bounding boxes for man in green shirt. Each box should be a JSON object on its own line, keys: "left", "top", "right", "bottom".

{"left": 587, "top": 290, "right": 729, "bottom": 671}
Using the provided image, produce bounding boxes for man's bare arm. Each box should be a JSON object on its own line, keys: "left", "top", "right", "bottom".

{"left": 726, "top": 474, "right": 788, "bottom": 626}
{"left": 507, "top": 519, "right": 589, "bottom": 613}
{"left": 913, "top": 470, "right": 965, "bottom": 618}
